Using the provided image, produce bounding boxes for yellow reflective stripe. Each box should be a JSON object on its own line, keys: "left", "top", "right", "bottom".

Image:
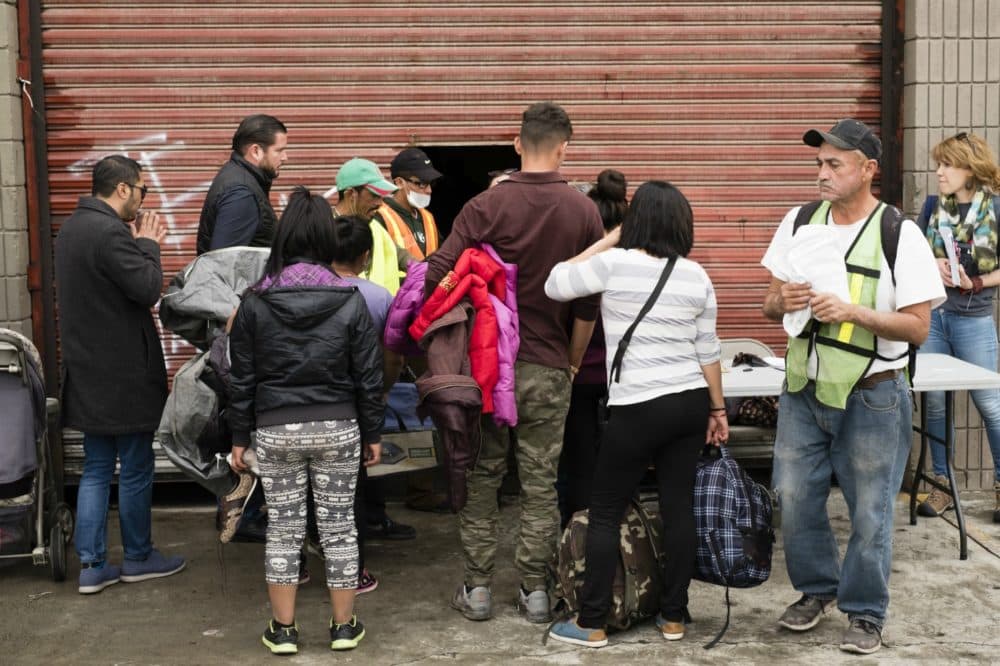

{"left": 836, "top": 272, "right": 866, "bottom": 342}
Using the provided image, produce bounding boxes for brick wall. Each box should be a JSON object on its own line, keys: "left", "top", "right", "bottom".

{"left": 0, "top": 0, "right": 30, "bottom": 338}
{"left": 904, "top": 0, "right": 1000, "bottom": 490}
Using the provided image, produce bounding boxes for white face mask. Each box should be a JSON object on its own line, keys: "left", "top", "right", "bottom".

{"left": 406, "top": 190, "right": 431, "bottom": 209}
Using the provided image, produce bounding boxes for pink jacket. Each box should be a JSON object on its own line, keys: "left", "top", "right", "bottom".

{"left": 383, "top": 245, "right": 519, "bottom": 426}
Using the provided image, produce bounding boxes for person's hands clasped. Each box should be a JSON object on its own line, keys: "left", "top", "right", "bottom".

{"left": 364, "top": 442, "right": 382, "bottom": 467}
{"left": 131, "top": 210, "right": 167, "bottom": 245}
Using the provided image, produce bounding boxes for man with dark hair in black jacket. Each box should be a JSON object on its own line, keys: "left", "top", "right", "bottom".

{"left": 56, "top": 155, "right": 186, "bottom": 595}
{"left": 196, "top": 114, "right": 288, "bottom": 255}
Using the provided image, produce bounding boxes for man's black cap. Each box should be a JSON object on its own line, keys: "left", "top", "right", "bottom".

{"left": 390, "top": 148, "right": 443, "bottom": 182}
{"left": 803, "top": 119, "right": 882, "bottom": 162}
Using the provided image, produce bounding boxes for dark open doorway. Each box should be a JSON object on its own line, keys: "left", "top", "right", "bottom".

{"left": 420, "top": 145, "right": 519, "bottom": 239}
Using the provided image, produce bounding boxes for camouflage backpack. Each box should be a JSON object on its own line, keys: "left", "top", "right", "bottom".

{"left": 556, "top": 499, "right": 663, "bottom": 631}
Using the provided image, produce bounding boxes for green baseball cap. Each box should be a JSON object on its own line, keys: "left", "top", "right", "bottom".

{"left": 335, "top": 158, "right": 397, "bottom": 196}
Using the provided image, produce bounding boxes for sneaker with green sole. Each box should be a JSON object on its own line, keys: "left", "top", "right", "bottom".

{"left": 261, "top": 619, "right": 298, "bottom": 655}
{"left": 330, "top": 615, "right": 365, "bottom": 650}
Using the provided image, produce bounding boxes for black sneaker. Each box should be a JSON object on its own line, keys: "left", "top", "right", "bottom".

{"left": 261, "top": 619, "right": 298, "bottom": 655}
{"left": 365, "top": 516, "right": 416, "bottom": 541}
{"left": 330, "top": 615, "right": 365, "bottom": 650}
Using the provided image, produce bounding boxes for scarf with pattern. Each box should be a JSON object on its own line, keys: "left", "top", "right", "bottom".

{"left": 925, "top": 189, "right": 998, "bottom": 275}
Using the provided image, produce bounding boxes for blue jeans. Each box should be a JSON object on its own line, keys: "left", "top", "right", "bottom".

{"left": 772, "top": 375, "right": 911, "bottom": 629}
{"left": 75, "top": 432, "right": 155, "bottom": 564}
{"left": 919, "top": 309, "right": 1000, "bottom": 482}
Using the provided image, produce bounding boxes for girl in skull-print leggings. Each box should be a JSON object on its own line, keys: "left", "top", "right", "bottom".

{"left": 228, "top": 188, "right": 384, "bottom": 654}
{"left": 257, "top": 420, "right": 362, "bottom": 588}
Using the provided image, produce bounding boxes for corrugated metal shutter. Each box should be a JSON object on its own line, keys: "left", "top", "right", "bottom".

{"left": 39, "top": 1, "right": 884, "bottom": 477}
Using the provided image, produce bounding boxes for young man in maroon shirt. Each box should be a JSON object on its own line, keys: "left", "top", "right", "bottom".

{"left": 425, "top": 102, "right": 604, "bottom": 624}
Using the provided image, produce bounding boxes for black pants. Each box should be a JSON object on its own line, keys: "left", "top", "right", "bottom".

{"left": 557, "top": 382, "right": 607, "bottom": 527}
{"left": 577, "top": 388, "right": 707, "bottom": 628}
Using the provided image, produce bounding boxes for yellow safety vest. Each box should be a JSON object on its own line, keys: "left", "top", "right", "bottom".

{"left": 785, "top": 201, "right": 889, "bottom": 409}
{"left": 361, "top": 221, "right": 404, "bottom": 296}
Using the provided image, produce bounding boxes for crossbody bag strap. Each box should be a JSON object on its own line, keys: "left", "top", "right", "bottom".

{"left": 609, "top": 256, "right": 678, "bottom": 384}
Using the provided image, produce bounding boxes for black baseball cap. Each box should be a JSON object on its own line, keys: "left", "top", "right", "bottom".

{"left": 390, "top": 148, "right": 443, "bottom": 182}
{"left": 803, "top": 119, "right": 882, "bottom": 162}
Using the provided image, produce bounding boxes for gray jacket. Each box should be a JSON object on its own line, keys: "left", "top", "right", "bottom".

{"left": 159, "top": 247, "right": 270, "bottom": 350}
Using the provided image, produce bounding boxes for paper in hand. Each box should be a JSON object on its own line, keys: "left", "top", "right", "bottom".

{"left": 782, "top": 225, "right": 850, "bottom": 337}
{"left": 938, "top": 225, "right": 961, "bottom": 286}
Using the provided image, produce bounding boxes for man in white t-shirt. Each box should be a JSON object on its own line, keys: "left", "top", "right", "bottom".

{"left": 760, "top": 119, "right": 945, "bottom": 655}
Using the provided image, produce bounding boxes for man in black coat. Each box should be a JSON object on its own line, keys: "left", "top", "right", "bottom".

{"left": 55, "top": 155, "right": 186, "bottom": 595}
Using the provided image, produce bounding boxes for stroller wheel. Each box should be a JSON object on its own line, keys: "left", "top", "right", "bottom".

{"left": 53, "top": 503, "right": 74, "bottom": 544}
{"left": 50, "top": 523, "right": 67, "bottom": 582}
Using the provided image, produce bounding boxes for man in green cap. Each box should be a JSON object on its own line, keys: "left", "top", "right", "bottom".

{"left": 333, "top": 158, "right": 412, "bottom": 295}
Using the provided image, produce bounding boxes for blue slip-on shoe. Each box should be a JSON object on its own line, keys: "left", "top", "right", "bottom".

{"left": 120, "top": 549, "right": 186, "bottom": 583}
{"left": 78, "top": 562, "right": 121, "bottom": 594}
{"left": 547, "top": 617, "right": 608, "bottom": 648}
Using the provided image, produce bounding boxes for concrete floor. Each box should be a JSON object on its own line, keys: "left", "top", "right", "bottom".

{"left": 2, "top": 490, "right": 999, "bottom": 665}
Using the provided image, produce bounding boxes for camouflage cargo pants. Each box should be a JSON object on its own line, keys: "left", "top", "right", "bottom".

{"left": 459, "top": 361, "right": 571, "bottom": 591}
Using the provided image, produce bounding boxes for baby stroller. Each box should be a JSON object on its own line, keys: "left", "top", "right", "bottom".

{"left": 0, "top": 328, "right": 73, "bottom": 581}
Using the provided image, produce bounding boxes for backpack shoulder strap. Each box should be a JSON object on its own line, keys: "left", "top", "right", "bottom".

{"left": 879, "top": 204, "right": 904, "bottom": 286}
{"left": 792, "top": 201, "right": 824, "bottom": 235}
{"left": 876, "top": 203, "right": 919, "bottom": 382}
{"left": 609, "top": 256, "right": 677, "bottom": 384}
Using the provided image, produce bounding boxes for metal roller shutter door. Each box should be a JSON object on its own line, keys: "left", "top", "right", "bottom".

{"left": 38, "top": 1, "right": 885, "bottom": 478}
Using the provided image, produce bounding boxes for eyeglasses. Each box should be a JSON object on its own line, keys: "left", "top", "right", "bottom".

{"left": 953, "top": 132, "right": 978, "bottom": 157}
{"left": 123, "top": 182, "right": 149, "bottom": 201}
{"left": 405, "top": 178, "right": 431, "bottom": 190}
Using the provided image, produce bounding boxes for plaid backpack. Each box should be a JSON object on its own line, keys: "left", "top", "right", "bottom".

{"left": 693, "top": 445, "right": 775, "bottom": 648}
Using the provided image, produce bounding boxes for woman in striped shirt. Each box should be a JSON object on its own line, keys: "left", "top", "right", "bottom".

{"left": 544, "top": 180, "right": 727, "bottom": 648}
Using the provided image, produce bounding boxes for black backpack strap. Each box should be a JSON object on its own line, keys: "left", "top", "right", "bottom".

{"left": 879, "top": 204, "right": 903, "bottom": 286}
{"left": 792, "top": 200, "right": 825, "bottom": 235}
{"left": 877, "top": 203, "right": 918, "bottom": 383}
{"left": 703, "top": 587, "right": 731, "bottom": 650}
{"left": 609, "top": 256, "right": 677, "bottom": 384}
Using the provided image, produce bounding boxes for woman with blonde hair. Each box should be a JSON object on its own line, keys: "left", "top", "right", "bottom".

{"left": 916, "top": 132, "right": 1000, "bottom": 524}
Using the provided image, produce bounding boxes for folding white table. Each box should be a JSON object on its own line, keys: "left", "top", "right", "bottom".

{"left": 722, "top": 352, "right": 1000, "bottom": 560}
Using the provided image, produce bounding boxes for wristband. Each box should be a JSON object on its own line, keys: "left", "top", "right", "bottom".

{"left": 709, "top": 407, "right": 727, "bottom": 413}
